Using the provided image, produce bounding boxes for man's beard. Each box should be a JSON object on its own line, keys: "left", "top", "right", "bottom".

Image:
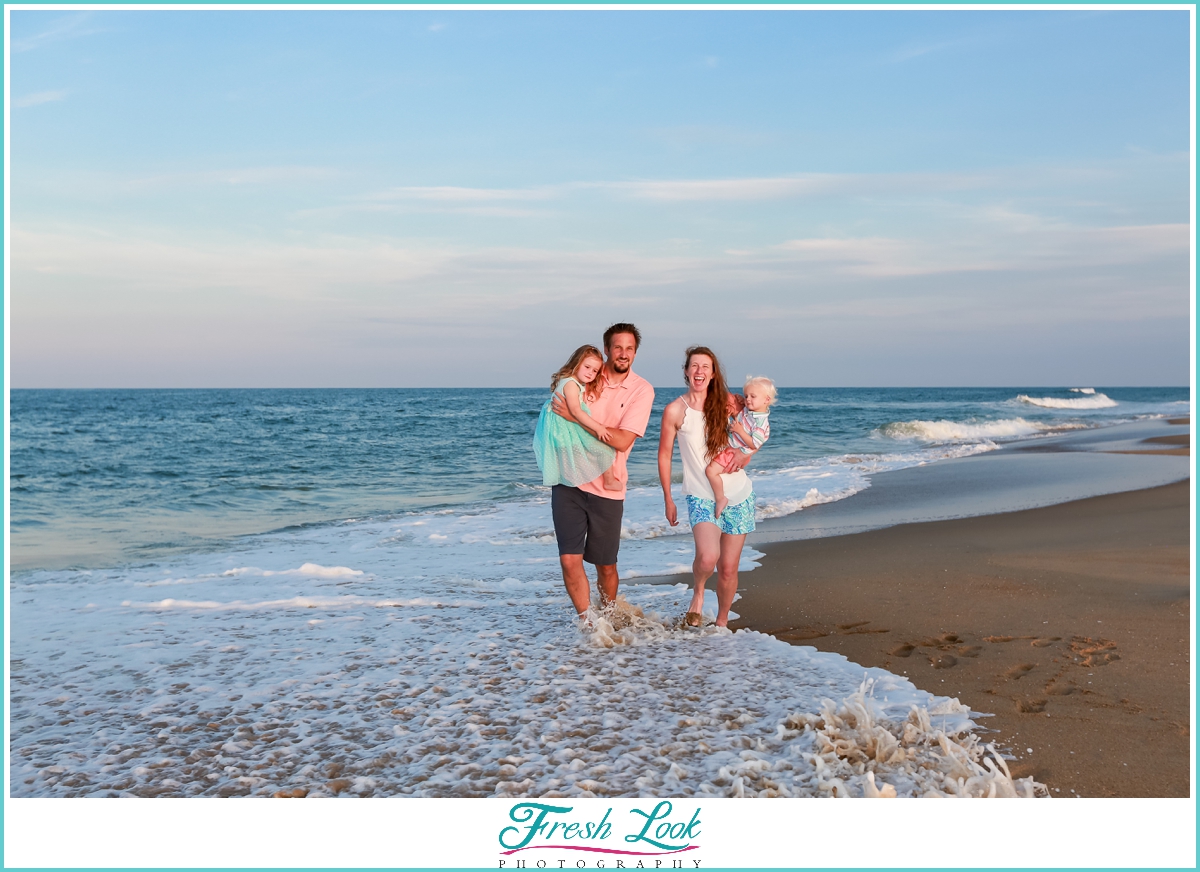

{"left": 608, "top": 359, "right": 631, "bottom": 373}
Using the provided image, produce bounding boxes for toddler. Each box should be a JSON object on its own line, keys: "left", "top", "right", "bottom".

{"left": 706, "top": 376, "right": 775, "bottom": 517}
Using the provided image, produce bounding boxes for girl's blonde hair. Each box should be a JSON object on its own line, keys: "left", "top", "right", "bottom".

{"left": 551, "top": 345, "right": 605, "bottom": 401}
{"left": 744, "top": 376, "right": 778, "bottom": 405}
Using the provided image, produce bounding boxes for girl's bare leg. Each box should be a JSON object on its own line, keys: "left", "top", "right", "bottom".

{"left": 602, "top": 465, "right": 621, "bottom": 491}
{"left": 714, "top": 533, "right": 747, "bottom": 627}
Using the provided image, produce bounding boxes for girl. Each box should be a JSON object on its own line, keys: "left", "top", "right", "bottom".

{"left": 533, "top": 345, "right": 620, "bottom": 490}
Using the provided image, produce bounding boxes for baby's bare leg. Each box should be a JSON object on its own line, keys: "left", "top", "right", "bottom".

{"left": 705, "top": 460, "right": 729, "bottom": 517}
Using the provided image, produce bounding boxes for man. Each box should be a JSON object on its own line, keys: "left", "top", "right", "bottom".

{"left": 550, "top": 323, "right": 655, "bottom": 620}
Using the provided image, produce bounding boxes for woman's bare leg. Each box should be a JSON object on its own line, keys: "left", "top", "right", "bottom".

{"left": 688, "top": 522, "right": 721, "bottom": 617}
{"left": 714, "top": 532, "right": 747, "bottom": 627}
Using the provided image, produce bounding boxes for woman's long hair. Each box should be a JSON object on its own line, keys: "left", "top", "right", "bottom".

{"left": 683, "top": 345, "right": 729, "bottom": 462}
{"left": 551, "top": 345, "right": 605, "bottom": 401}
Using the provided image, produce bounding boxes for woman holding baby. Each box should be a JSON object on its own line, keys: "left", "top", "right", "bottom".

{"left": 658, "top": 346, "right": 775, "bottom": 628}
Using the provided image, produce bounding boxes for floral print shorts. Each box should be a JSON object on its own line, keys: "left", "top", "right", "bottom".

{"left": 685, "top": 491, "right": 756, "bottom": 535}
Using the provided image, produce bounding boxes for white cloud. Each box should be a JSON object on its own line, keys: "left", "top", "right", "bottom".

{"left": 10, "top": 217, "right": 1188, "bottom": 387}
{"left": 361, "top": 185, "right": 559, "bottom": 203}
{"left": 13, "top": 13, "right": 106, "bottom": 52}
{"left": 885, "top": 39, "right": 964, "bottom": 64}
{"left": 12, "top": 215, "right": 1187, "bottom": 308}
{"left": 22, "top": 166, "right": 341, "bottom": 199}
{"left": 14, "top": 90, "right": 67, "bottom": 108}
{"left": 770, "top": 221, "right": 1189, "bottom": 279}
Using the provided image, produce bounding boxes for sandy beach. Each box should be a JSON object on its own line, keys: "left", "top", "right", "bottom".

{"left": 732, "top": 481, "right": 1191, "bottom": 797}
{"left": 720, "top": 421, "right": 1192, "bottom": 798}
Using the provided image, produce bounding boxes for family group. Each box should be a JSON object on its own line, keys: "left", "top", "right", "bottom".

{"left": 532, "top": 322, "right": 775, "bottom": 629}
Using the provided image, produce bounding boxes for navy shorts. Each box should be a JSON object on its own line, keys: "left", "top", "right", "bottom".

{"left": 551, "top": 485, "right": 624, "bottom": 567}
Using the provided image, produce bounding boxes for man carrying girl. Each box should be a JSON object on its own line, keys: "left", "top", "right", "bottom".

{"left": 535, "top": 323, "right": 655, "bottom": 623}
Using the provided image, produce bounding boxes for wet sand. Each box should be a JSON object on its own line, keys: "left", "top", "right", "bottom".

{"left": 728, "top": 480, "right": 1192, "bottom": 797}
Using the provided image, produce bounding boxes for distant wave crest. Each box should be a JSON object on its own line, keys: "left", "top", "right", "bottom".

{"left": 1069, "top": 387, "right": 1097, "bottom": 394}
{"left": 1017, "top": 392, "right": 1117, "bottom": 410}
{"left": 877, "top": 417, "right": 1048, "bottom": 443}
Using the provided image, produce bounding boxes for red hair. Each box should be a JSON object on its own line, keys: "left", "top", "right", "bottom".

{"left": 683, "top": 345, "right": 729, "bottom": 462}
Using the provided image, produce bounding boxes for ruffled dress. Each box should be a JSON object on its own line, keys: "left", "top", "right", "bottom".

{"left": 532, "top": 377, "right": 616, "bottom": 487}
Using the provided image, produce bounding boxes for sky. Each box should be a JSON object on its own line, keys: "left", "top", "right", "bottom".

{"left": 7, "top": 8, "right": 1193, "bottom": 388}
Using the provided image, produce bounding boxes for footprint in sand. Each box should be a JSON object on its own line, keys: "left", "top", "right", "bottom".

{"left": 1016, "top": 698, "right": 1048, "bottom": 714}
{"left": 930, "top": 654, "right": 957, "bottom": 669}
{"left": 889, "top": 643, "right": 915, "bottom": 658}
{"left": 836, "top": 621, "right": 889, "bottom": 635}
{"left": 1045, "top": 682, "right": 1077, "bottom": 696}
{"left": 956, "top": 645, "right": 982, "bottom": 658}
{"left": 1030, "top": 637, "right": 1062, "bottom": 648}
{"left": 1069, "top": 636, "right": 1120, "bottom": 667}
{"left": 775, "top": 628, "right": 828, "bottom": 641}
{"left": 985, "top": 635, "right": 1015, "bottom": 643}
{"left": 1005, "top": 663, "right": 1036, "bottom": 680}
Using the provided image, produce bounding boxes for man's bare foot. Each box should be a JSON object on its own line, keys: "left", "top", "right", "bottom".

{"left": 714, "top": 497, "right": 729, "bottom": 518}
{"left": 602, "top": 469, "right": 621, "bottom": 491}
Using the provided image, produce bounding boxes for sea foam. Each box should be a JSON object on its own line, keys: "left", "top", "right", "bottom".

{"left": 1017, "top": 392, "right": 1118, "bottom": 410}
{"left": 11, "top": 542, "right": 1044, "bottom": 799}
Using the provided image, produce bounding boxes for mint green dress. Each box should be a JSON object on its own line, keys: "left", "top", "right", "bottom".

{"left": 532, "top": 377, "right": 617, "bottom": 487}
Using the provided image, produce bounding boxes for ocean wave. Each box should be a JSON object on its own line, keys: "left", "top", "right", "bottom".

{"left": 1017, "top": 393, "right": 1118, "bottom": 410}
{"left": 876, "top": 417, "right": 1048, "bottom": 443}
{"left": 1069, "top": 387, "right": 1097, "bottom": 394}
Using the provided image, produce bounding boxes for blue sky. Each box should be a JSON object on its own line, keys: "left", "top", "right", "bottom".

{"left": 8, "top": 9, "right": 1192, "bottom": 387}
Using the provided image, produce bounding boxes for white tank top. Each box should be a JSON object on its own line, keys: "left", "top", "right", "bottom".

{"left": 678, "top": 403, "right": 753, "bottom": 505}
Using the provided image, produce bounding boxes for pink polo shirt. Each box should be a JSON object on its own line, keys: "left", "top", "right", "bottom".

{"left": 577, "top": 369, "right": 655, "bottom": 501}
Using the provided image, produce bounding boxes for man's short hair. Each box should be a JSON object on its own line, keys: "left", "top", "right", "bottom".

{"left": 604, "top": 322, "right": 642, "bottom": 351}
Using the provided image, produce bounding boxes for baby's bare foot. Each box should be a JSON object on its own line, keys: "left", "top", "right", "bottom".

{"left": 602, "top": 470, "right": 621, "bottom": 491}
{"left": 714, "top": 497, "right": 729, "bottom": 517}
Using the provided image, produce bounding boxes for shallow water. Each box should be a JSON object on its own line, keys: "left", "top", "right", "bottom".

{"left": 7, "top": 385, "right": 1186, "bottom": 797}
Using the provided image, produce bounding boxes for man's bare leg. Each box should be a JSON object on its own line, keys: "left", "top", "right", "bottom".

{"left": 560, "top": 554, "right": 592, "bottom": 616}
{"left": 595, "top": 564, "right": 619, "bottom": 608}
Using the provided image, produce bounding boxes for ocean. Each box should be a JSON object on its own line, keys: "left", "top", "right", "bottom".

{"left": 7, "top": 386, "right": 1189, "bottom": 798}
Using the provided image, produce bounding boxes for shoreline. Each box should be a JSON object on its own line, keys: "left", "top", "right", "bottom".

{"left": 730, "top": 481, "right": 1191, "bottom": 797}
{"left": 636, "top": 417, "right": 1192, "bottom": 797}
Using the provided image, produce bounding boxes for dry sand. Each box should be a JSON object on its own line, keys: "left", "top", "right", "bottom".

{"left": 725, "top": 480, "right": 1192, "bottom": 797}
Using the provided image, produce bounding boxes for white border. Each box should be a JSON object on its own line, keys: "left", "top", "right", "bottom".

{"left": 3, "top": 4, "right": 1196, "bottom": 869}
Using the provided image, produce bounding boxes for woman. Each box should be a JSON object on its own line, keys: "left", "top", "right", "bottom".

{"left": 657, "top": 346, "right": 755, "bottom": 628}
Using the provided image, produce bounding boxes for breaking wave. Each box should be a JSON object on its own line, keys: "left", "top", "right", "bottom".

{"left": 1017, "top": 393, "right": 1118, "bottom": 410}
{"left": 876, "top": 418, "right": 1050, "bottom": 444}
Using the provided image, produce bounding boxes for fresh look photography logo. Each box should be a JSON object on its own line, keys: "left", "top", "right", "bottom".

{"left": 498, "top": 801, "right": 702, "bottom": 868}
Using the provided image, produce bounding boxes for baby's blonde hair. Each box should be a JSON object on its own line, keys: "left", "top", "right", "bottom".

{"left": 744, "top": 376, "right": 778, "bottom": 405}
